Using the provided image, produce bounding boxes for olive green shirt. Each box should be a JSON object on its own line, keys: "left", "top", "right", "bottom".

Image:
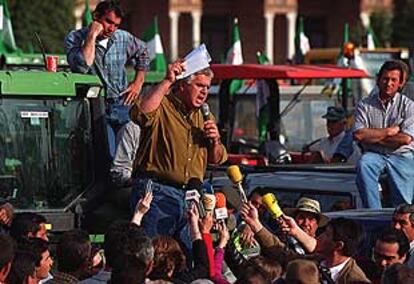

{"left": 130, "top": 93, "right": 227, "bottom": 185}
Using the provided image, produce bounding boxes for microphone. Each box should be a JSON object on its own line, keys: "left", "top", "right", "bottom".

{"left": 202, "top": 194, "right": 216, "bottom": 212}
{"left": 186, "top": 178, "right": 206, "bottom": 218}
{"left": 203, "top": 181, "right": 214, "bottom": 195}
{"left": 262, "top": 193, "right": 283, "bottom": 219}
{"left": 201, "top": 103, "right": 210, "bottom": 121}
{"left": 262, "top": 193, "right": 305, "bottom": 255}
{"left": 201, "top": 103, "right": 214, "bottom": 146}
{"left": 214, "top": 192, "right": 228, "bottom": 222}
{"left": 226, "top": 165, "right": 247, "bottom": 203}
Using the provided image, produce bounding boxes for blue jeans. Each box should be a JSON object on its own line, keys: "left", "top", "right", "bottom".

{"left": 356, "top": 151, "right": 414, "bottom": 208}
{"left": 106, "top": 98, "right": 130, "bottom": 158}
{"left": 130, "top": 178, "right": 192, "bottom": 257}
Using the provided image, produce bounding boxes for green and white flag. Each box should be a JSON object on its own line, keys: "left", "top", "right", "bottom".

{"left": 256, "top": 51, "right": 271, "bottom": 143}
{"left": 83, "top": 0, "right": 93, "bottom": 26}
{"left": 226, "top": 18, "right": 243, "bottom": 65}
{"left": 294, "top": 17, "right": 310, "bottom": 63}
{"left": 366, "top": 26, "right": 378, "bottom": 50}
{"left": 0, "top": 0, "right": 17, "bottom": 53}
{"left": 322, "top": 23, "right": 349, "bottom": 97}
{"left": 142, "top": 16, "right": 167, "bottom": 72}
{"left": 226, "top": 18, "right": 244, "bottom": 95}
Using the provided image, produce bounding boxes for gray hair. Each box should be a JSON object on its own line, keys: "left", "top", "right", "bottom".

{"left": 134, "top": 235, "right": 154, "bottom": 265}
{"left": 394, "top": 203, "right": 414, "bottom": 226}
{"left": 183, "top": 67, "right": 214, "bottom": 84}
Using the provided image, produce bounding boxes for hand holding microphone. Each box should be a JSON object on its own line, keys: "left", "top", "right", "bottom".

{"left": 202, "top": 103, "right": 221, "bottom": 146}
{"left": 262, "top": 193, "right": 285, "bottom": 221}
{"left": 262, "top": 193, "right": 297, "bottom": 230}
{"left": 186, "top": 178, "right": 206, "bottom": 218}
{"left": 262, "top": 193, "right": 305, "bottom": 255}
{"left": 227, "top": 165, "right": 247, "bottom": 203}
{"left": 201, "top": 103, "right": 210, "bottom": 121}
{"left": 239, "top": 202, "right": 263, "bottom": 233}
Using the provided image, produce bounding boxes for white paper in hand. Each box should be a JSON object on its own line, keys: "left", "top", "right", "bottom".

{"left": 176, "top": 44, "right": 212, "bottom": 80}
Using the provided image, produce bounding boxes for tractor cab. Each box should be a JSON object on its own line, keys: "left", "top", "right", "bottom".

{"left": 209, "top": 63, "right": 368, "bottom": 165}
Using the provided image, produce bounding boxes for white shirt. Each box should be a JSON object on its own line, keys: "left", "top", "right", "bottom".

{"left": 309, "top": 131, "right": 345, "bottom": 159}
{"left": 98, "top": 38, "right": 109, "bottom": 49}
{"left": 321, "top": 258, "right": 351, "bottom": 282}
{"left": 406, "top": 240, "right": 414, "bottom": 268}
{"left": 309, "top": 131, "right": 360, "bottom": 163}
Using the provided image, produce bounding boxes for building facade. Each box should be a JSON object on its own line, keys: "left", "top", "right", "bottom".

{"left": 77, "top": 0, "right": 392, "bottom": 64}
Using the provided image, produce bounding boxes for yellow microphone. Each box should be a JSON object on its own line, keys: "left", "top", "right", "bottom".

{"left": 262, "top": 193, "right": 283, "bottom": 219}
{"left": 226, "top": 165, "right": 247, "bottom": 202}
{"left": 262, "top": 193, "right": 306, "bottom": 255}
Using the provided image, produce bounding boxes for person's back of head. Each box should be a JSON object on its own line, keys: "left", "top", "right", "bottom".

{"left": 125, "top": 224, "right": 153, "bottom": 266}
{"left": 10, "top": 212, "right": 47, "bottom": 241}
{"left": 107, "top": 222, "right": 153, "bottom": 276}
{"left": 235, "top": 264, "right": 272, "bottom": 284}
{"left": 381, "top": 263, "right": 414, "bottom": 284}
{"left": 329, "top": 217, "right": 364, "bottom": 257}
{"left": 56, "top": 229, "right": 91, "bottom": 275}
{"left": 6, "top": 250, "right": 36, "bottom": 284}
{"left": 110, "top": 255, "right": 146, "bottom": 284}
{"left": 248, "top": 255, "right": 282, "bottom": 282}
{"left": 285, "top": 259, "right": 320, "bottom": 284}
{"left": 0, "top": 234, "right": 15, "bottom": 281}
{"left": 149, "top": 235, "right": 186, "bottom": 281}
{"left": 104, "top": 220, "right": 133, "bottom": 269}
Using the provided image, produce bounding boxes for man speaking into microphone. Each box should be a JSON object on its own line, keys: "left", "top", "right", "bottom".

{"left": 130, "top": 60, "right": 227, "bottom": 253}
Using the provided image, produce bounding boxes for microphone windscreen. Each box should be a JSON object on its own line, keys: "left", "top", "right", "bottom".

{"left": 203, "top": 181, "right": 214, "bottom": 194}
{"left": 227, "top": 165, "right": 243, "bottom": 184}
{"left": 187, "top": 178, "right": 203, "bottom": 191}
{"left": 201, "top": 103, "right": 210, "bottom": 119}
{"left": 215, "top": 192, "right": 227, "bottom": 208}
{"left": 203, "top": 194, "right": 216, "bottom": 211}
{"left": 262, "top": 193, "right": 283, "bottom": 219}
{"left": 227, "top": 214, "right": 237, "bottom": 231}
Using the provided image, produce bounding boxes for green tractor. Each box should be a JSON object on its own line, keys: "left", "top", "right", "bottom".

{"left": 0, "top": 56, "right": 164, "bottom": 235}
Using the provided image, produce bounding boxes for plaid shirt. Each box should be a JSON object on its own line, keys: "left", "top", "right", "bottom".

{"left": 64, "top": 27, "right": 150, "bottom": 99}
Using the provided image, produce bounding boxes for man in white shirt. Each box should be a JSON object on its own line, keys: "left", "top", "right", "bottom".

{"left": 392, "top": 203, "right": 414, "bottom": 268}
{"left": 307, "top": 106, "right": 360, "bottom": 163}
{"left": 314, "top": 218, "right": 370, "bottom": 284}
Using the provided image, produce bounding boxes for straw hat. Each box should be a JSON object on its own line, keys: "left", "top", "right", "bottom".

{"left": 284, "top": 197, "right": 329, "bottom": 227}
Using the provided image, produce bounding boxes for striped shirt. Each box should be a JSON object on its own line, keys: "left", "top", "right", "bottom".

{"left": 353, "top": 91, "right": 414, "bottom": 154}
{"left": 64, "top": 28, "right": 149, "bottom": 99}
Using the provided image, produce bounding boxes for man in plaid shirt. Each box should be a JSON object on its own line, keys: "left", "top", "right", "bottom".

{"left": 64, "top": 0, "right": 149, "bottom": 157}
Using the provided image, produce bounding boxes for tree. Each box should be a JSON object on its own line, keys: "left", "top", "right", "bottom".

{"left": 392, "top": 0, "right": 414, "bottom": 48}
{"left": 9, "top": 0, "right": 75, "bottom": 53}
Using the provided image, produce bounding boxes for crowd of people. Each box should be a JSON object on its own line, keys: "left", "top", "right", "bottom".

{"left": 2, "top": 193, "right": 414, "bottom": 283}
{"left": 1, "top": 0, "right": 414, "bottom": 283}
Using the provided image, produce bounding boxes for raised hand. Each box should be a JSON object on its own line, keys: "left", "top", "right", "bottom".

{"left": 217, "top": 222, "right": 230, "bottom": 249}
{"left": 165, "top": 60, "right": 186, "bottom": 84}
{"left": 131, "top": 191, "right": 153, "bottom": 226}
